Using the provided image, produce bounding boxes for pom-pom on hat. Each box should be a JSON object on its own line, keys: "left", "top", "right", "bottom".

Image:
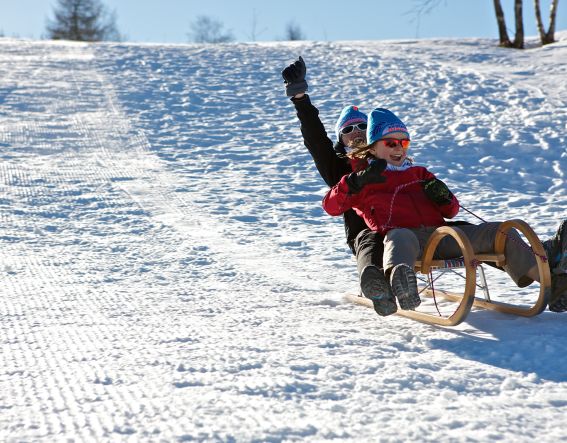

{"left": 334, "top": 105, "right": 368, "bottom": 141}
{"left": 367, "top": 108, "right": 409, "bottom": 145}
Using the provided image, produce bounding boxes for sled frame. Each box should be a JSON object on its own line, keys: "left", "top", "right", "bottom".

{"left": 346, "top": 219, "right": 551, "bottom": 327}
{"left": 417, "top": 261, "right": 491, "bottom": 301}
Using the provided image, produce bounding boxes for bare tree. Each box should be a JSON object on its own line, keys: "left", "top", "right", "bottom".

{"left": 493, "top": 0, "right": 512, "bottom": 46}
{"left": 407, "top": 0, "right": 443, "bottom": 37}
{"left": 46, "top": 0, "right": 121, "bottom": 42}
{"left": 493, "top": 0, "right": 524, "bottom": 49}
{"left": 404, "top": 0, "right": 445, "bottom": 37}
{"left": 534, "top": 0, "right": 560, "bottom": 45}
{"left": 285, "top": 21, "right": 305, "bottom": 41}
{"left": 410, "top": 0, "right": 532, "bottom": 49}
{"left": 188, "top": 16, "right": 234, "bottom": 43}
{"left": 512, "top": 0, "right": 525, "bottom": 48}
{"left": 248, "top": 10, "right": 269, "bottom": 42}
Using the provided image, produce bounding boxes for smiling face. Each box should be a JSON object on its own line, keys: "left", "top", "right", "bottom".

{"left": 341, "top": 126, "right": 367, "bottom": 148}
{"left": 338, "top": 120, "right": 368, "bottom": 149}
{"left": 368, "top": 132, "right": 410, "bottom": 166}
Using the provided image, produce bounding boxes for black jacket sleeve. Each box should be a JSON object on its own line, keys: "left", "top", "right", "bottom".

{"left": 292, "top": 94, "right": 351, "bottom": 187}
{"left": 291, "top": 94, "right": 370, "bottom": 254}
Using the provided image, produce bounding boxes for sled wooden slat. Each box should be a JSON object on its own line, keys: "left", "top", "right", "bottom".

{"left": 346, "top": 219, "right": 551, "bottom": 326}
{"left": 416, "top": 254, "right": 506, "bottom": 269}
{"left": 344, "top": 293, "right": 468, "bottom": 326}
{"left": 476, "top": 254, "right": 506, "bottom": 267}
{"left": 419, "top": 287, "right": 548, "bottom": 316}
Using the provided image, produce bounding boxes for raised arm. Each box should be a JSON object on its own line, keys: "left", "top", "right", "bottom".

{"left": 282, "top": 57, "right": 351, "bottom": 187}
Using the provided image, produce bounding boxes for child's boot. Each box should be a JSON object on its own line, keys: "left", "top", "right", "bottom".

{"left": 544, "top": 220, "right": 567, "bottom": 312}
{"left": 360, "top": 265, "right": 397, "bottom": 316}
{"left": 389, "top": 264, "right": 421, "bottom": 311}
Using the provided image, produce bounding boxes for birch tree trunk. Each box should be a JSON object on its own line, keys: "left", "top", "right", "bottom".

{"left": 493, "top": 0, "right": 512, "bottom": 47}
{"left": 534, "top": 0, "right": 559, "bottom": 45}
{"left": 512, "top": 0, "right": 524, "bottom": 49}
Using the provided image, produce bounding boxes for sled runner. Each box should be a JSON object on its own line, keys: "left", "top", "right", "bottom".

{"left": 345, "top": 219, "right": 551, "bottom": 326}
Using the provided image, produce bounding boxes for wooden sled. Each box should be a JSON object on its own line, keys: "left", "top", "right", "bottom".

{"left": 346, "top": 219, "right": 551, "bottom": 326}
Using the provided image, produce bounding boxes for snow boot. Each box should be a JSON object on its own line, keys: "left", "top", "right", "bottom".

{"left": 549, "top": 274, "right": 567, "bottom": 313}
{"left": 545, "top": 219, "right": 567, "bottom": 274}
{"left": 389, "top": 264, "right": 421, "bottom": 311}
{"left": 360, "top": 265, "right": 397, "bottom": 316}
{"left": 543, "top": 220, "right": 567, "bottom": 312}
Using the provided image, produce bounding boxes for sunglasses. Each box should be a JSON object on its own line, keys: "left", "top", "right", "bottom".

{"left": 340, "top": 123, "right": 367, "bottom": 135}
{"left": 380, "top": 138, "right": 411, "bottom": 149}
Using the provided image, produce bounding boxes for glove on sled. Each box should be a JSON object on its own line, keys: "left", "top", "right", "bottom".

{"left": 346, "top": 159, "right": 387, "bottom": 193}
{"left": 423, "top": 178, "right": 454, "bottom": 205}
{"left": 282, "top": 56, "right": 308, "bottom": 97}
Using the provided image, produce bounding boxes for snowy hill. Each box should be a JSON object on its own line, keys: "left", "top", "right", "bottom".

{"left": 0, "top": 33, "right": 566, "bottom": 441}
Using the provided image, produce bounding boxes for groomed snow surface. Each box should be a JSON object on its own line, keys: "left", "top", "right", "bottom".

{"left": 1, "top": 33, "right": 566, "bottom": 441}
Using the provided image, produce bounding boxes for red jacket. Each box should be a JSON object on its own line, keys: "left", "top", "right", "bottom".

{"left": 322, "top": 165, "right": 459, "bottom": 235}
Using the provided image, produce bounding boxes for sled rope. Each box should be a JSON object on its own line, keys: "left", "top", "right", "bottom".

{"left": 459, "top": 204, "right": 548, "bottom": 263}
{"left": 429, "top": 269, "right": 442, "bottom": 316}
{"left": 380, "top": 179, "right": 423, "bottom": 231}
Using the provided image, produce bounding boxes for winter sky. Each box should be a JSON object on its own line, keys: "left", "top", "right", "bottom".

{"left": 1, "top": 0, "right": 566, "bottom": 43}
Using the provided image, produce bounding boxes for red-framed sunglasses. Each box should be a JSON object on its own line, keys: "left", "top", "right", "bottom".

{"left": 380, "top": 138, "right": 411, "bottom": 149}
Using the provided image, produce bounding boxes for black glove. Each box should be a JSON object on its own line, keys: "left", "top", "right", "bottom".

{"left": 423, "top": 178, "right": 454, "bottom": 205}
{"left": 333, "top": 140, "right": 346, "bottom": 155}
{"left": 282, "top": 56, "right": 308, "bottom": 97}
{"left": 346, "top": 159, "right": 387, "bottom": 193}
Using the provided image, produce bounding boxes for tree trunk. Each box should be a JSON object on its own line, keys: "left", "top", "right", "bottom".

{"left": 512, "top": 0, "right": 524, "bottom": 49}
{"left": 534, "top": 0, "right": 559, "bottom": 45}
{"left": 493, "top": 0, "right": 512, "bottom": 47}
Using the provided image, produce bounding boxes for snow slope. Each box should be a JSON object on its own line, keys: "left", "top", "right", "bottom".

{"left": 0, "top": 33, "right": 566, "bottom": 441}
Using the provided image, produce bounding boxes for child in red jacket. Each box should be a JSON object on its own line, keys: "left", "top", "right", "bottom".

{"left": 323, "top": 108, "right": 542, "bottom": 315}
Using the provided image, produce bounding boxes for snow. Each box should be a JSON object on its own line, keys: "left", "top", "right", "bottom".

{"left": 0, "top": 33, "right": 566, "bottom": 441}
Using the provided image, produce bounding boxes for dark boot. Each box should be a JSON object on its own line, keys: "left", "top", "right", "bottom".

{"left": 544, "top": 220, "right": 567, "bottom": 313}
{"left": 389, "top": 264, "right": 421, "bottom": 311}
{"left": 549, "top": 274, "right": 567, "bottom": 313}
{"left": 360, "top": 266, "right": 397, "bottom": 316}
{"left": 545, "top": 220, "right": 567, "bottom": 273}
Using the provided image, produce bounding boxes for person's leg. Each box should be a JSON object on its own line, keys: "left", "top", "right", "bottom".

{"left": 435, "top": 222, "right": 537, "bottom": 287}
{"left": 355, "top": 229, "right": 385, "bottom": 276}
{"left": 383, "top": 228, "right": 422, "bottom": 310}
{"left": 383, "top": 228, "right": 421, "bottom": 272}
{"left": 543, "top": 220, "right": 567, "bottom": 312}
{"left": 549, "top": 275, "right": 567, "bottom": 312}
{"left": 544, "top": 219, "right": 567, "bottom": 273}
{"left": 354, "top": 229, "right": 397, "bottom": 316}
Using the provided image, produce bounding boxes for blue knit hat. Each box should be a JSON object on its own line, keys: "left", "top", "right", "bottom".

{"left": 367, "top": 108, "right": 410, "bottom": 145}
{"left": 334, "top": 105, "right": 368, "bottom": 141}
